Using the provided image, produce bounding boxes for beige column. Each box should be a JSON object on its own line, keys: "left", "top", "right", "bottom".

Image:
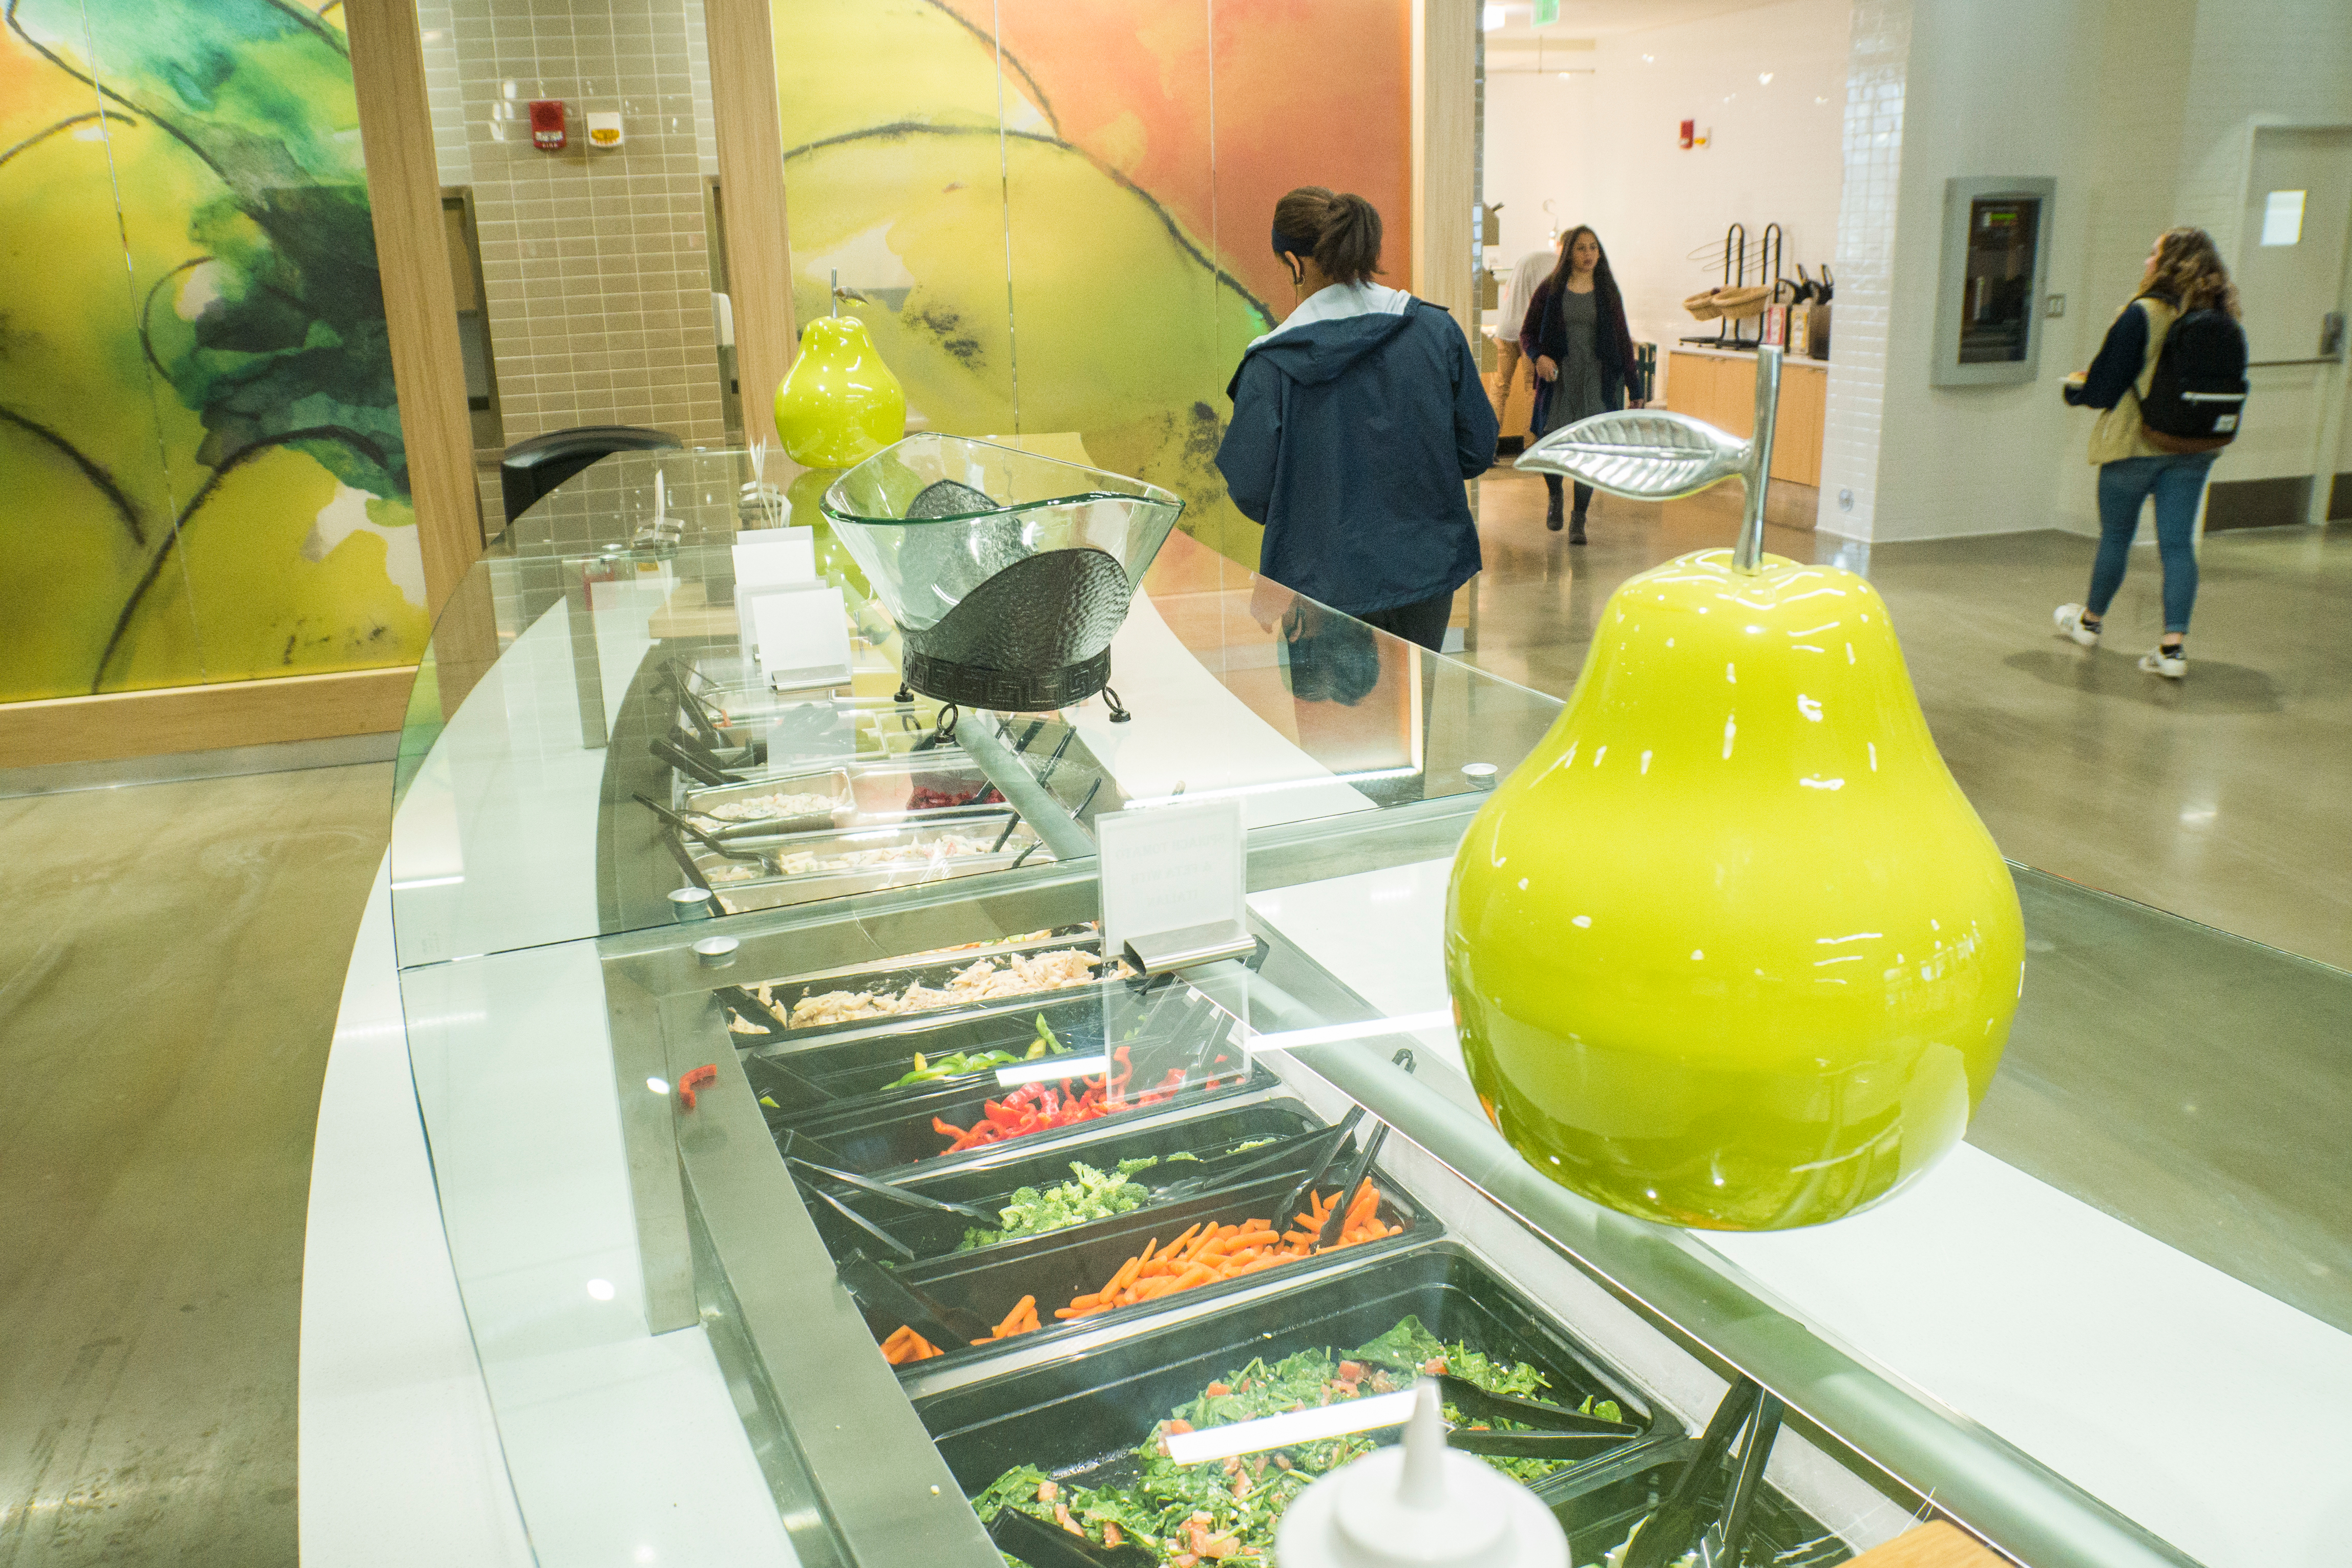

{"left": 1411, "top": 0, "right": 1478, "bottom": 342}
{"left": 346, "top": 0, "right": 484, "bottom": 615}
{"left": 704, "top": 0, "right": 800, "bottom": 428}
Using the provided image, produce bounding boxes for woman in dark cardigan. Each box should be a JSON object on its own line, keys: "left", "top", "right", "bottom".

{"left": 1520, "top": 226, "right": 1644, "bottom": 542}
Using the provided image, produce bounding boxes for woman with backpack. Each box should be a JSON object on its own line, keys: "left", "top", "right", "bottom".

{"left": 1520, "top": 225, "right": 1645, "bottom": 541}
{"left": 1217, "top": 186, "right": 1498, "bottom": 652}
{"left": 2054, "top": 227, "right": 2246, "bottom": 680}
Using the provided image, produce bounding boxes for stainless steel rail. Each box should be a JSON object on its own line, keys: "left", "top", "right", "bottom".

{"left": 1292, "top": 1043, "right": 2203, "bottom": 1568}
{"left": 955, "top": 713, "right": 1102, "bottom": 865}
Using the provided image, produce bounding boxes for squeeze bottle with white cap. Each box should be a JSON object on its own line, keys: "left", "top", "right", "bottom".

{"left": 1274, "top": 1379, "right": 1570, "bottom": 1568}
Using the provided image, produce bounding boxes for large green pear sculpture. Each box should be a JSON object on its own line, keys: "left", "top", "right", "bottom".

{"left": 774, "top": 314, "right": 906, "bottom": 470}
{"left": 1447, "top": 364, "right": 2024, "bottom": 1230}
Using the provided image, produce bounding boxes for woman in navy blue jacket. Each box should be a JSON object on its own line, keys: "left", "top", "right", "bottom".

{"left": 1215, "top": 186, "right": 1498, "bottom": 652}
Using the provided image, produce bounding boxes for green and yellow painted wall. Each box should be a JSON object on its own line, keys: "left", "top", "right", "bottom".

{"left": 770, "top": 0, "right": 1412, "bottom": 571}
{"left": 1, "top": 0, "right": 426, "bottom": 707}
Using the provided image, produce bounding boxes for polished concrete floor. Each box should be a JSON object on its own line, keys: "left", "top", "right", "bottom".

{"left": 0, "top": 766, "right": 390, "bottom": 1567}
{"left": 0, "top": 479, "right": 2345, "bottom": 1563}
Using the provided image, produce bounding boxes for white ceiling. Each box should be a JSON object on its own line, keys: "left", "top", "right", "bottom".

{"left": 1482, "top": 0, "right": 1791, "bottom": 44}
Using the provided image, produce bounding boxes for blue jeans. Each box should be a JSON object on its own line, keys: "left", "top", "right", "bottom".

{"left": 2088, "top": 453, "right": 2215, "bottom": 635}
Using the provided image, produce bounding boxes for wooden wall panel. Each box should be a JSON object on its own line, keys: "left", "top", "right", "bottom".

{"left": 705, "top": 0, "right": 799, "bottom": 427}
{"left": 346, "top": 0, "right": 483, "bottom": 617}
{"left": 0, "top": 669, "right": 418, "bottom": 770}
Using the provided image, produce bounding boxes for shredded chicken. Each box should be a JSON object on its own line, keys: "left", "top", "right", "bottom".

{"left": 705, "top": 832, "right": 1021, "bottom": 889}
{"left": 696, "top": 790, "right": 838, "bottom": 823}
{"left": 784, "top": 947, "right": 1106, "bottom": 1029}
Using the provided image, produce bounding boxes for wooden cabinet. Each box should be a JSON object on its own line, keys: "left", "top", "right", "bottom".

{"left": 1664, "top": 350, "right": 1826, "bottom": 490}
{"left": 1482, "top": 354, "right": 1539, "bottom": 441}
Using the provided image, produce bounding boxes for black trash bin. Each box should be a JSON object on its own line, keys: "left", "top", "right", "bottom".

{"left": 499, "top": 425, "right": 681, "bottom": 524}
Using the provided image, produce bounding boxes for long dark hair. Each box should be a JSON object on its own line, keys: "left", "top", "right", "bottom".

{"left": 1273, "top": 186, "right": 1384, "bottom": 287}
{"left": 1544, "top": 224, "right": 1625, "bottom": 324}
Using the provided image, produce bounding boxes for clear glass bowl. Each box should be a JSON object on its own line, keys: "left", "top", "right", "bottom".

{"left": 820, "top": 435, "right": 1183, "bottom": 709}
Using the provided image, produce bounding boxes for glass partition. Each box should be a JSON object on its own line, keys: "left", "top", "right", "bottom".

{"left": 387, "top": 446, "right": 2347, "bottom": 1568}
{"left": 388, "top": 448, "right": 1566, "bottom": 966}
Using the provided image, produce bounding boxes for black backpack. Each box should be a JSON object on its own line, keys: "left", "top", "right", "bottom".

{"left": 2137, "top": 296, "right": 2248, "bottom": 453}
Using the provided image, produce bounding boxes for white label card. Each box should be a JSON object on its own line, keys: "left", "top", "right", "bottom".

{"left": 742, "top": 582, "right": 851, "bottom": 687}
{"left": 732, "top": 528, "right": 817, "bottom": 589}
{"left": 1095, "top": 798, "right": 1246, "bottom": 961}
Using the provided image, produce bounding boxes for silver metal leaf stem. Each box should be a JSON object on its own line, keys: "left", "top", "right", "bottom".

{"left": 1736, "top": 345, "right": 1783, "bottom": 572}
{"left": 1516, "top": 344, "right": 1789, "bottom": 575}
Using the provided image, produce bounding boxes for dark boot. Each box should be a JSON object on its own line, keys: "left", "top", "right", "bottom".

{"left": 1568, "top": 511, "right": 1587, "bottom": 545}
{"left": 1545, "top": 489, "right": 1564, "bottom": 532}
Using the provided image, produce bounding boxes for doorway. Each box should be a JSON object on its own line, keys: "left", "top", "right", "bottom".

{"left": 2205, "top": 125, "right": 2352, "bottom": 531}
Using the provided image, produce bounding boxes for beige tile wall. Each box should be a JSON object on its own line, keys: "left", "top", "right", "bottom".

{"left": 418, "top": 0, "right": 730, "bottom": 472}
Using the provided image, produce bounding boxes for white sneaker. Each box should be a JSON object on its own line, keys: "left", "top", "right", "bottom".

{"left": 2138, "top": 645, "right": 2187, "bottom": 680}
{"left": 2053, "top": 604, "right": 2101, "bottom": 648}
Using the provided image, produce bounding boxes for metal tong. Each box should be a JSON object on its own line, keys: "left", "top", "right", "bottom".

{"left": 632, "top": 792, "right": 774, "bottom": 867}
{"left": 635, "top": 790, "right": 795, "bottom": 846}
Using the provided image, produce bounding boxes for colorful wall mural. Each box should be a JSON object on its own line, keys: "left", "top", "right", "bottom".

{"left": 0, "top": 0, "right": 427, "bottom": 706}
{"left": 770, "top": 0, "right": 1413, "bottom": 571}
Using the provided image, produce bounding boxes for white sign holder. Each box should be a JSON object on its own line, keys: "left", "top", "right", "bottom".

{"left": 1096, "top": 799, "right": 1251, "bottom": 976}
{"left": 740, "top": 581, "right": 853, "bottom": 693}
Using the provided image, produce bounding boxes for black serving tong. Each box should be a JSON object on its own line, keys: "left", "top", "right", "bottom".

{"left": 663, "top": 662, "right": 729, "bottom": 746}
{"left": 1269, "top": 1046, "right": 1416, "bottom": 1242}
{"left": 1147, "top": 1115, "right": 1357, "bottom": 1203}
{"left": 1312, "top": 1119, "right": 1393, "bottom": 1249}
{"left": 1622, "top": 1377, "right": 1781, "bottom": 1568}
{"left": 669, "top": 723, "right": 761, "bottom": 775}
{"left": 838, "top": 1248, "right": 992, "bottom": 1349}
{"left": 789, "top": 1156, "right": 994, "bottom": 1224}
{"left": 652, "top": 734, "right": 740, "bottom": 788}
{"left": 1435, "top": 1375, "right": 1642, "bottom": 1460}
{"left": 712, "top": 984, "right": 789, "bottom": 1044}
{"left": 634, "top": 789, "right": 796, "bottom": 846}
{"left": 806, "top": 1187, "right": 919, "bottom": 1262}
{"left": 737, "top": 1045, "right": 838, "bottom": 1109}
{"left": 990, "top": 1504, "right": 1156, "bottom": 1568}
{"left": 1273, "top": 1107, "right": 1364, "bottom": 1231}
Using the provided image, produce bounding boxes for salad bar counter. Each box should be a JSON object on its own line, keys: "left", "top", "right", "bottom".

{"left": 375, "top": 446, "right": 2267, "bottom": 1568}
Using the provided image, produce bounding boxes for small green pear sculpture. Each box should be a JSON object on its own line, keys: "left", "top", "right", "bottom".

{"left": 774, "top": 299, "right": 906, "bottom": 469}
{"left": 1447, "top": 352, "right": 2025, "bottom": 1230}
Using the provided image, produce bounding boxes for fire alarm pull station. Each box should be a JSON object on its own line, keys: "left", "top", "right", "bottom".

{"left": 530, "top": 99, "right": 565, "bottom": 152}
{"left": 1679, "top": 119, "right": 1695, "bottom": 150}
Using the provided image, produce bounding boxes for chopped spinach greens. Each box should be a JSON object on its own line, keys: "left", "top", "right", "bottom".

{"left": 974, "top": 1315, "right": 1624, "bottom": 1564}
